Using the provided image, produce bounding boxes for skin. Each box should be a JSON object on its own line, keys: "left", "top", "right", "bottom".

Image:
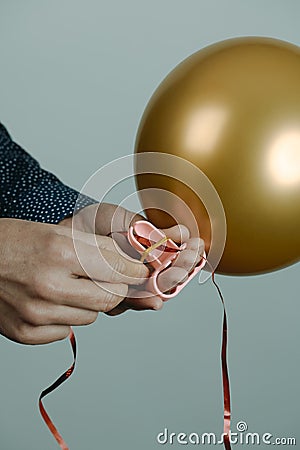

{"left": 0, "top": 203, "right": 204, "bottom": 345}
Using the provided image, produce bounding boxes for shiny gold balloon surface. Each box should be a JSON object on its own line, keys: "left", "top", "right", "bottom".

{"left": 135, "top": 37, "right": 300, "bottom": 275}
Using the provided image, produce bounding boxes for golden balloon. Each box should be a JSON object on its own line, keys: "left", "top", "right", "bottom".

{"left": 135, "top": 37, "right": 300, "bottom": 275}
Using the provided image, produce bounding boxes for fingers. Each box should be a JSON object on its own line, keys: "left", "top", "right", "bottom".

{"left": 184, "top": 237, "right": 205, "bottom": 252}
{"left": 15, "top": 325, "right": 71, "bottom": 345}
{"left": 0, "top": 302, "right": 71, "bottom": 345}
{"left": 102, "top": 233, "right": 205, "bottom": 301}
{"left": 68, "top": 239, "right": 149, "bottom": 284}
{"left": 156, "top": 266, "right": 189, "bottom": 293}
{"left": 56, "top": 226, "right": 119, "bottom": 252}
{"left": 126, "top": 288, "right": 163, "bottom": 310}
{"left": 161, "top": 224, "right": 190, "bottom": 243}
{"left": 14, "top": 299, "right": 99, "bottom": 327}
{"left": 154, "top": 235, "right": 205, "bottom": 295}
{"left": 94, "top": 203, "right": 144, "bottom": 236}
{"left": 36, "top": 275, "right": 129, "bottom": 312}
{"left": 172, "top": 250, "right": 199, "bottom": 272}
{"left": 107, "top": 289, "right": 163, "bottom": 316}
{"left": 56, "top": 225, "right": 203, "bottom": 313}
{"left": 109, "top": 232, "right": 141, "bottom": 259}
{"left": 50, "top": 229, "right": 149, "bottom": 284}
{"left": 105, "top": 304, "right": 130, "bottom": 316}
{"left": 173, "top": 238, "right": 205, "bottom": 271}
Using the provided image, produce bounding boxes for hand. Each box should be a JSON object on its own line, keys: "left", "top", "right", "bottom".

{"left": 0, "top": 218, "right": 148, "bottom": 344}
{"left": 60, "top": 203, "right": 205, "bottom": 316}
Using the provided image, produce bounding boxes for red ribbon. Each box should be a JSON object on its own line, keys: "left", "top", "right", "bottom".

{"left": 212, "top": 272, "right": 232, "bottom": 450}
{"left": 39, "top": 328, "right": 76, "bottom": 450}
{"left": 38, "top": 238, "right": 232, "bottom": 450}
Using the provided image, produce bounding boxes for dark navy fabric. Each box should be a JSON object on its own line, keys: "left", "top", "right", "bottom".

{"left": 0, "top": 123, "right": 96, "bottom": 223}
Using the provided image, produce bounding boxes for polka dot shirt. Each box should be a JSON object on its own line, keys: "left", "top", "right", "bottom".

{"left": 0, "top": 123, "right": 96, "bottom": 223}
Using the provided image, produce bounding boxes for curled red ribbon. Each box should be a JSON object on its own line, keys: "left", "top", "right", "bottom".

{"left": 39, "top": 328, "right": 76, "bottom": 450}
{"left": 212, "top": 272, "right": 232, "bottom": 450}
{"left": 38, "top": 237, "right": 231, "bottom": 450}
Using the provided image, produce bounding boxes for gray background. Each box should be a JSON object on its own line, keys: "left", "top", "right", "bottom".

{"left": 0, "top": 1, "right": 299, "bottom": 449}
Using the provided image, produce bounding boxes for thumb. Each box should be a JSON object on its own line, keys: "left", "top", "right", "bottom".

{"left": 95, "top": 203, "right": 145, "bottom": 235}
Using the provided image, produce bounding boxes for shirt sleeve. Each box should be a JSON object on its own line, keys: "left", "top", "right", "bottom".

{"left": 0, "top": 123, "right": 97, "bottom": 223}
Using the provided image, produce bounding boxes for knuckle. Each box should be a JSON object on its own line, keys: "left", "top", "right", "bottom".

{"left": 44, "top": 232, "right": 63, "bottom": 257}
{"left": 19, "top": 302, "right": 42, "bottom": 326}
{"left": 34, "top": 279, "right": 47, "bottom": 299}
{"left": 101, "top": 293, "right": 117, "bottom": 313}
{"left": 105, "top": 251, "right": 148, "bottom": 284}
{"left": 110, "top": 256, "right": 127, "bottom": 281}
{"left": 133, "top": 262, "right": 148, "bottom": 279}
{"left": 44, "top": 232, "right": 73, "bottom": 262}
{"left": 14, "top": 322, "right": 34, "bottom": 345}
{"left": 32, "top": 273, "right": 57, "bottom": 301}
{"left": 100, "top": 284, "right": 128, "bottom": 313}
{"left": 125, "top": 262, "right": 148, "bottom": 284}
{"left": 31, "top": 269, "right": 63, "bottom": 302}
